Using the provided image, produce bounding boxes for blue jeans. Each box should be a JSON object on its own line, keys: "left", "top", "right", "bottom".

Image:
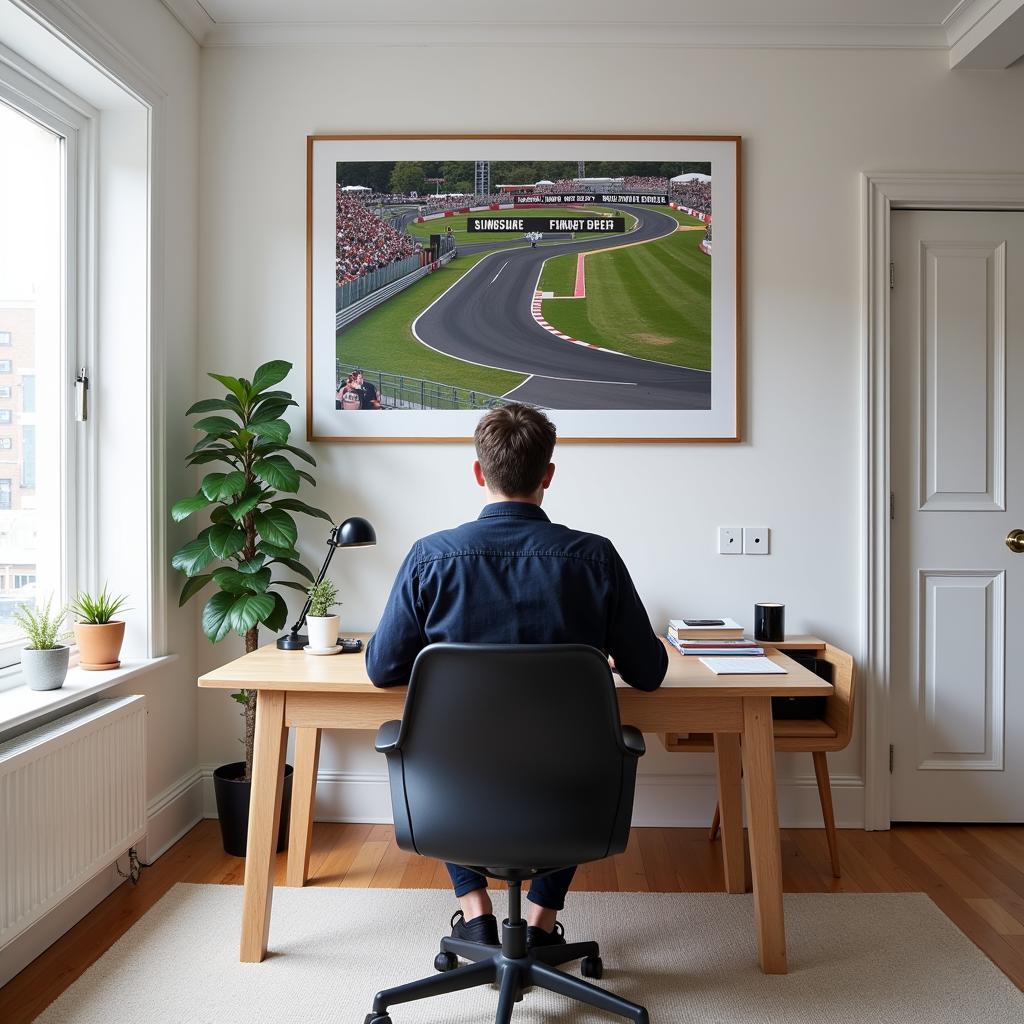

{"left": 446, "top": 863, "right": 577, "bottom": 911}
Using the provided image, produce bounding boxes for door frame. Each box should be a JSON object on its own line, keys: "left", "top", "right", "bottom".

{"left": 861, "top": 172, "right": 1024, "bottom": 829}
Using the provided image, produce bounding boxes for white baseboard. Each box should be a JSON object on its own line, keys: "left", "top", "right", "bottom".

{"left": 200, "top": 764, "right": 865, "bottom": 829}
{"left": 0, "top": 765, "right": 205, "bottom": 989}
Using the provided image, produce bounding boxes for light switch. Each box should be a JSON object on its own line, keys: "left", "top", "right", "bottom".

{"left": 718, "top": 526, "right": 743, "bottom": 554}
{"left": 744, "top": 526, "right": 770, "bottom": 554}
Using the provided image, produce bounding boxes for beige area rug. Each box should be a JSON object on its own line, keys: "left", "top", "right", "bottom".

{"left": 36, "top": 885, "right": 1023, "bottom": 1023}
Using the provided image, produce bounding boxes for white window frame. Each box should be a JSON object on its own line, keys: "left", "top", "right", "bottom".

{"left": 0, "top": 58, "right": 95, "bottom": 674}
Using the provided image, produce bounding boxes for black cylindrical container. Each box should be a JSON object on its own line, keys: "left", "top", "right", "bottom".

{"left": 754, "top": 602, "right": 785, "bottom": 643}
{"left": 213, "top": 761, "right": 294, "bottom": 858}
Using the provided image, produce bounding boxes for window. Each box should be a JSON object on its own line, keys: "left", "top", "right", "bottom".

{"left": 0, "top": 81, "right": 79, "bottom": 671}
{"left": 21, "top": 426, "right": 34, "bottom": 488}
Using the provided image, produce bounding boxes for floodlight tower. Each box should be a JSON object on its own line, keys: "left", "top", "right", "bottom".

{"left": 577, "top": 160, "right": 586, "bottom": 178}
{"left": 474, "top": 161, "right": 490, "bottom": 195}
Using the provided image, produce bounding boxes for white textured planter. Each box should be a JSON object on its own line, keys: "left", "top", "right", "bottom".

{"left": 22, "top": 646, "right": 71, "bottom": 691}
{"left": 306, "top": 615, "right": 340, "bottom": 650}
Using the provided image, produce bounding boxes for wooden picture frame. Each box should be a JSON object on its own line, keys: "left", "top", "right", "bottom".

{"left": 307, "top": 134, "right": 741, "bottom": 442}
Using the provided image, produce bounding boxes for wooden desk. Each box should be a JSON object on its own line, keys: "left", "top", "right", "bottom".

{"left": 199, "top": 637, "right": 832, "bottom": 975}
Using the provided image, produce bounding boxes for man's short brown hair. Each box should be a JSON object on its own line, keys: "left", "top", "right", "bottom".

{"left": 474, "top": 404, "right": 556, "bottom": 497}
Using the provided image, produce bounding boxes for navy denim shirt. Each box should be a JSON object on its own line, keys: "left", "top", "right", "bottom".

{"left": 365, "top": 501, "right": 668, "bottom": 691}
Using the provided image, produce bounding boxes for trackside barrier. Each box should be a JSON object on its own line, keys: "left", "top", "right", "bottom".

{"left": 337, "top": 254, "right": 421, "bottom": 311}
{"left": 335, "top": 362, "right": 542, "bottom": 412}
{"left": 335, "top": 250, "right": 456, "bottom": 332}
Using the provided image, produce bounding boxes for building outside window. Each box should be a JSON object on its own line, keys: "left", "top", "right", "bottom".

{"left": 0, "top": 93, "right": 66, "bottom": 664}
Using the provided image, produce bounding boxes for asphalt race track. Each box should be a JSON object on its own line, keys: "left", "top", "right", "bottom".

{"left": 411, "top": 204, "right": 711, "bottom": 410}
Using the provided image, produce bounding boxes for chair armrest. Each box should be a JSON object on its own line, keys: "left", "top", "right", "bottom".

{"left": 374, "top": 720, "right": 402, "bottom": 754}
{"left": 621, "top": 725, "right": 646, "bottom": 757}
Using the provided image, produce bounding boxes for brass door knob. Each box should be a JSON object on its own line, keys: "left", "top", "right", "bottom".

{"left": 1008, "top": 529, "right": 1024, "bottom": 554}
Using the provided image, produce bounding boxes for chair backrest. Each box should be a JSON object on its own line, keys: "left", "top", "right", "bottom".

{"left": 383, "top": 644, "right": 641, "bottom": 872}
{"left": 820, "top": 644, "right": 856, "bottom": 748}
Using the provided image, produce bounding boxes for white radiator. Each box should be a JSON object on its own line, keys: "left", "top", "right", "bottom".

{"left": 0, "top": 696, "right": 147, "bottom": 949}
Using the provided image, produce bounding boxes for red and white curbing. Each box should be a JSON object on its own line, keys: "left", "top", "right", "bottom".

{"left": 669, "top": 202, "right": 712, "bottom": 224}
{"left": 531, "top": 290, "right": 632, "bottom": 357}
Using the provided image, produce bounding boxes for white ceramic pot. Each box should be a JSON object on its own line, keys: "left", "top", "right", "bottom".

{"left": 306, "top": 615, "right": 340, "bottom": 650}
{"left": 22, "top": 646, "right": 71, "bottom": 690}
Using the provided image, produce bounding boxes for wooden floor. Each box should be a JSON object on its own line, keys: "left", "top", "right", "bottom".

{"left": 3, "top": 820, "right": 1024, "bottom": 1022}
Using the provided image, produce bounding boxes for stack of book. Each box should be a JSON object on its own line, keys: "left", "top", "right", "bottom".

{"left": 666, "top": 618, "right": 764, "bottom": 656}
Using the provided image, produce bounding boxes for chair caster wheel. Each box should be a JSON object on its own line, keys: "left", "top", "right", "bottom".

{"left": 364, "top": 1015, "right": 391, "bottom": 1024}
{"left": 581, "top": 955, "right": 603, "bottom": 979}
{"left": 434, "top": 951, "right": 458, "bottom": 972}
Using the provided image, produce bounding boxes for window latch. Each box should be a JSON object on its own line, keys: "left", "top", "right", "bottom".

{"left": 75, "top": 368, "right": 89, "bottom": 422}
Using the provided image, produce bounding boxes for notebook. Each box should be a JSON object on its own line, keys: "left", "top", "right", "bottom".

{"left": 699, "top": 656, "right": 787, "bottom": 675}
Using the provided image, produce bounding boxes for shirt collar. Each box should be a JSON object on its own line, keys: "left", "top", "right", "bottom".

{"left": 478, "top": 501, "right": 550, "bottom": 522}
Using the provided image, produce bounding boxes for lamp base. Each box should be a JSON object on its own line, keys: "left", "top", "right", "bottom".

{"left": 276, "top": 633, "right": 364, "bottom": 654}
{"left": 276, "top": 632, "right": 308, "bottom": 651}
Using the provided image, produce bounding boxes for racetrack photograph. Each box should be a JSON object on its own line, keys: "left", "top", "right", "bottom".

{"left": 333, "top": 159, "right": 713, "bottom": 414}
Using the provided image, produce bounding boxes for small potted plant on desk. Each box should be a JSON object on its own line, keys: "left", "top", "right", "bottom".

{"left": 305, "top": 579, "right": 341, "bottom": 653}
{"left": 15, "top": 597, "right": 72, "bottom": 691}
{"left": 70, "top": 585, "right": 129, "bottom": 670}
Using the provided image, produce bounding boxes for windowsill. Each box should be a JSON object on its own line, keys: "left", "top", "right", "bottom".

{"left": 0, "top": 655, "right": 177, "bottom": 734}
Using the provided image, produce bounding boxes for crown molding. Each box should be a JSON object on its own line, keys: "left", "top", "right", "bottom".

{"left": 198, "top": 19, "right": 950, "bottom": 50}
{"left": 945, "top": 0, "right": 1024, "bottom": 66}
{"left": 160, "top": 0, "right": 215, "bottom": 45}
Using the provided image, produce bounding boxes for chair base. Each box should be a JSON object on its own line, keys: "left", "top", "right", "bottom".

{"left": 365, "top": 921, "right": 649, "bottom": 1024}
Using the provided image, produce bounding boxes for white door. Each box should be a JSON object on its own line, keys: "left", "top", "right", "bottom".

{"left": 891, "top": 210, "right": 1024, "bottom": 822}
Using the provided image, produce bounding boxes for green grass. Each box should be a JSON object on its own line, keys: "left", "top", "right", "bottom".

{"left": 337, "top": 253, "right": 527, "bottom": 397}
{"left": 538, "top": 254, "right": 580, "bottom": 297}
{"left": 538, "top": 206, "right": 711, "bottom": 370}
{"left": 406, "top": 207, "right": 631, "bottom": 247}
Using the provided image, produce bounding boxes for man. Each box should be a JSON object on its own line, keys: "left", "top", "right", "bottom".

{"left": 353, "top": 369, "right": 381, "bottom": 410}
{"left": 366, "top": 403, "right": 667, "bottom": 951}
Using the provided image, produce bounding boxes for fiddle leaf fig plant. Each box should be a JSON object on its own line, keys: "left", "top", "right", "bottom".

{"left": 171, "top": 360, "right": 331, "bottom": 779}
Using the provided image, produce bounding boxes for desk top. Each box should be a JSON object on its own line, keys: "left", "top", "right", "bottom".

{"left": 199, "top": 636, "right": 833, "bottom": 699}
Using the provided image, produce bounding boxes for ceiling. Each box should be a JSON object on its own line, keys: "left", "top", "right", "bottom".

{"left": 161, "top": 0, "right": 1024, "bottom": 67}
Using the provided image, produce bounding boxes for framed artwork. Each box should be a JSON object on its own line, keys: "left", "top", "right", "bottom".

{"left": 307, "top": 134, "right": 741, "bottom": 442}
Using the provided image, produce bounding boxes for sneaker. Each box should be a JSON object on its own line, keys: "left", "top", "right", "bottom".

{"left": 450, "top": 909, "right": 499, "bottom": 946}
{"left": 526, "top": 921, "right": 565, "bottom": 949}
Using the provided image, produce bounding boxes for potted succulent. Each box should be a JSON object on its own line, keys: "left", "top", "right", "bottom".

{"left": 305, "top": 579, "right": 341, "bottom": 651}
{"left": 15, "top": 597, "right": 72, "bottom": 691}
{"left": 70, "top": 585, "right": 129, "bottom": 670}
{"left": 171, "top": 360, "right": 331, "bottom": 856}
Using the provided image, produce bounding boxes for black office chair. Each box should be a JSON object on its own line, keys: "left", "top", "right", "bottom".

{"left": 365, "top": 643, "right": 650, "bottom": 1024}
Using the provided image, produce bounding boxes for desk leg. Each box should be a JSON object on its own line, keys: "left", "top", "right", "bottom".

{"left": 240, "top": 690, "right": 287, "bottom": 963}
{"left": 713, "top": 732, "right": 746, "bottom": 894}
{"left": 742, "top": 696, "right": 787, "bottom": 974}
{"left": 286, "top": 727, "right": 321, "bottom": 887}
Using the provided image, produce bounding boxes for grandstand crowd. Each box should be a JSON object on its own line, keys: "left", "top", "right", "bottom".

{"left": 336, "top": 187, "right": 420, "bottom": 285}
{"left": 347, "top": 175, "right": 713, "bottom": 218}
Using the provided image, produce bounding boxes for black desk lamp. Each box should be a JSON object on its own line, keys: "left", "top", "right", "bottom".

{"left": 276, "top": 516, "right": 376, "bottom": 650}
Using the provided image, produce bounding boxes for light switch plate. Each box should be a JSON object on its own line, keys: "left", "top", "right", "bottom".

{"left": 718, "top": 526, "right": 743, "bottom": 554}
{"left": 744, "top": 526, "right": 770, "bottom": 554}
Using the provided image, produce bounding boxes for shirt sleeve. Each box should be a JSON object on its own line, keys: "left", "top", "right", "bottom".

{"left": 364, "top": 544, "right": 426, "bottom": 687}
{"left": 604, "top": 543, "right": 668, "bottom": 692}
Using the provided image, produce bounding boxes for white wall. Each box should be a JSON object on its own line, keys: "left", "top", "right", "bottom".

{"left": 196, "top": 42, "right": 1024, "bottom": 827}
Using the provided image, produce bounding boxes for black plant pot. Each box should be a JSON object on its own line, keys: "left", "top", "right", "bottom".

{"left": 213, "top": 761, "right": 294, "bottom": 858}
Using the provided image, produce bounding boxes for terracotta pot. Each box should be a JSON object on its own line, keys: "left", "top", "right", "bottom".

{"left": 74, "top": 620, "right": 126, "bottom": 670}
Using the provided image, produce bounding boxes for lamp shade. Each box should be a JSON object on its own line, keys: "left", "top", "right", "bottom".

{"left": 332, "top": 516, "right": 376, "bottom": 548}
